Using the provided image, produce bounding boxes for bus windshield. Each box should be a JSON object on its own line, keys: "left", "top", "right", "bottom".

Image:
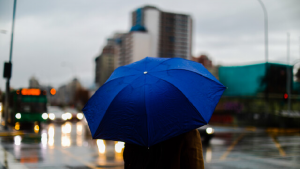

{"left": 16, "top": 102, "right": 47, "bottom": 113}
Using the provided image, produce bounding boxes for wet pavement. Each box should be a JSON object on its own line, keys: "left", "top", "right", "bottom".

{"left": 0, "top": 122, "right": 299, "bottom": 169}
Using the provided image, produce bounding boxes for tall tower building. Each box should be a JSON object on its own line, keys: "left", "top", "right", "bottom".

{"left": 131, "top": 6, "right": 192, "bottom": 60}
{"left": 95, "top": 6, "right": 193, "bottom": 87}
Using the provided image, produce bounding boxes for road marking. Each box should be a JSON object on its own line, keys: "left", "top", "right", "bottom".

{"left": 56, "top": 147, "right": 99, "bottom": 169}
{"left": 270, "top": 135, "right": 286, "bottom": 157}
{"left": 220, "top": 133, "right": 245, "bottom": 160}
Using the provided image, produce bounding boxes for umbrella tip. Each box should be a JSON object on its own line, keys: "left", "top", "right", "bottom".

{"left": 144, "top": 71, "right": 148, "bottom": 74}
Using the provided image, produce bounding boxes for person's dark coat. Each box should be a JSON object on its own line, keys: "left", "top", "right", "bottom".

{"left": 123, "top": 129, "right": 204, "bottom": 169}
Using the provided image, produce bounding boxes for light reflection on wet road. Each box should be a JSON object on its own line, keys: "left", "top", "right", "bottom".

{"left": 0, "top": 123, "right": 299, "bottom": 169}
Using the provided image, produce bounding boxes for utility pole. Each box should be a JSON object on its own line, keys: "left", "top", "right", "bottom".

{"left": 287, "top": 33, "right": 291, "bottom": 114}
{"left": 4, "top": 0, "right": 17, "bottom": 130}
{"left": 257, "top": 0, "right": 269, "bottom": 113}
{"left": 257, "top": 0, "right": 269, "bottom": 63}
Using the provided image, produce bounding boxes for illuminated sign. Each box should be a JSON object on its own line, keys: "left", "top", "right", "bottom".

{"left": 21, "top": 89, "right": 41, "bottom": 96}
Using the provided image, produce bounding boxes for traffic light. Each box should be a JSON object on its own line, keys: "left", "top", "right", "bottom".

{"left": 283, "top": 93, "right": 288, "bottom": 102}
{"left": 50, "top": 88, "right": 56, "bottom": 95}
{"left": 3, "top": 62, "right": 12, "bottom": 78}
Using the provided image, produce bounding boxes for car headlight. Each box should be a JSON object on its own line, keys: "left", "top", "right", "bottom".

{"left": 65, "top": 112, "right": 72, "bottom": 120}
{"left": 42, "top": 113, "right": 48, "bottom": 120}
{"left": 77, "top": 113, "right": 84, "bottom": 120}
{"left": 206, "top": 127, "right": 214, "bottom": 134}
{"left": 62, "top": 114, "right": 67, "bottom": 121}
{"left": 49, "top": 113, "right": 55, "bottom": 120}
{"left": 15, "top": 113, "right": 21, "bottom": 119}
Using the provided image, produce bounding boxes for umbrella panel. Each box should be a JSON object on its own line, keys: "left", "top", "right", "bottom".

{"left": 95, "top": 74, "right": 207, "bottom": 147}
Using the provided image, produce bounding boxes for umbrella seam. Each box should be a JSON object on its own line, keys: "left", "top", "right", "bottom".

{"left": 84, "top": 75, "right": 135, "bottom": 136}
{"left": 147, "top": 73, "right": 208, "bottom": 124}
{"left": 105, "top": 73, "right": 141, "bottom": 84}
{"left": 123, "top": 65, "right": 144, "bottom": 72}
{"left": 150, "top": 69, "right": 225, "bottom": 87}
{"left": 147, "top": 58, "right": 172, "bottom": 71}
{"left": 94, "top": 74, "right": 146, "bottom": 144}
{"left": 144, "top": 74, "right": 149, "bottom": 147}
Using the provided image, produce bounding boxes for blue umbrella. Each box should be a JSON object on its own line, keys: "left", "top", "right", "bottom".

{"left": 83, "top": 57, "right": 225, "bottom": 147}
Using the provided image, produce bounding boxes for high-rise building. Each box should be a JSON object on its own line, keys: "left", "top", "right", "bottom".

{"left": 129, "top": 6, "right": 192, "bottom": 60}
{"left": 95, "top": 5, "right": 193, "bottom": 87}
{"left": 95, "top": 39, "right": 116, "bottom": 87}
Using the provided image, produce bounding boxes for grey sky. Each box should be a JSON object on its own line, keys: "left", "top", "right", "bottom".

{"left": 0, "top": 0, "right": 300, "bottom": 91}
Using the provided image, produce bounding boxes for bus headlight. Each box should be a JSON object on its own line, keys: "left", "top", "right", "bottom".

{"left": 206, "top": 127, "right": 214, "bottom": 134}
{"left": 42, "top": 113, "right": 48, "bottom": 120}
{"left": 49, "top": 113, "right": 55, "bottom": 120}
{"left": 15, "top": 113, "right": 21, "bottom": 119}
{"left": 77, "top": 113, "right": 84, "bottom": 120}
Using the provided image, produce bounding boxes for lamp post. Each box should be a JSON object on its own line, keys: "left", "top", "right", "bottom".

{"left": 257, "top": 0, "right": 269, "bottom": 114}
{"left": 286, "top": 33, "right": 291, "bottom": 114}
{"left": 257, "top": 0, "right": 269, "bottom": 62}
{"left": 4, "top": 0, "right": 17, "bottom": 130}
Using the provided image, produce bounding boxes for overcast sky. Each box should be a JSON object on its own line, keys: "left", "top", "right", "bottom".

{"left": 0, "top": 0, "right": 300, "bottom": 91}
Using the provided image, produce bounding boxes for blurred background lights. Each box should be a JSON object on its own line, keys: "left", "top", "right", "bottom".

{"left": 206, "top": 127, "right": 214, "bottom": 134}
{"left": 77, "top": 113, "right": 84, "bottom": 120}
{"left": 62, "top": 114, "right": 67, "bottom": 121}
{"left": 14, "top": 135, "right": 21, "bottom": 145}
{"left": 15, "top": 122, "right": 20, "bottom": 130}
{"left": 65, "top": 112, "right": 72, "bottom": 120}
{"left": 76, "top": 122, "right": 82, "bottom": 135}
{"left": 50, "top": 88, "right": 56, "bottom": 95}
{"left": 41, "top": 133, "right": 47, "bottom": 145}
{"left": 49, "top": 113, "right": 55, "bottom": 120}
{"left": 42, "top": 113, "right": 48, "bottom": 120}
{"left": 97, "top": 139, "right": 105, "bottom": 154}
{"left": 62, "top": 122, "right": 72, "bottom": 134}
{"left": 34, "top": 124, "right": 39, "bottom": 133}
{"left": 115, "top": 141, "right": 124, "bottom": 153}
{"left": 15, "top": 113, "right": 21, "bottom": 119}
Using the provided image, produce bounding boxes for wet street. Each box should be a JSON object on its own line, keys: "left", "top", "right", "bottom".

{"left": 0, "top": 122, "right": 299, "bottom": 169}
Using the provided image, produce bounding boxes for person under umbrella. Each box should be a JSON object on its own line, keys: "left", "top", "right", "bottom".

{"left": 123, "top": 128, "right": 204, "bottom": 169}
{"left": 83, "top": 57, "right": 225, "bottom": 169}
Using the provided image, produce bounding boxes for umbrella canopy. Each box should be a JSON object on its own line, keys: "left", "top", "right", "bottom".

{"left": 83, "top": 57, "right": 226, "bottom": 147}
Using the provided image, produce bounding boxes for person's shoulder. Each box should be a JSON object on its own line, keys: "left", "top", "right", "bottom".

{"left": 183, "top": 129, "right": 201, "bottom": 141}
{"left": 185, "top": 129, "right": 200, "bottom": 136}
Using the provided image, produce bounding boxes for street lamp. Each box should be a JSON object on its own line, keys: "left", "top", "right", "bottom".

{"left": 257, "top": 0, "right": 270, "bottom": 113}
{"left": 257, "top": 0, "right": 269, "bottom": 63}
{"left": 286, "top": 33, "right": 291, "bottom": 114}
{"left": 3, "top": 0, "right": 17, "bottom": 130}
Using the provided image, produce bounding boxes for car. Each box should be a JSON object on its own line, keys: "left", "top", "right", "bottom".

{"left": 63, "top": 107, "right": 84, "bottom": 121}
{"left": 47, "top": 106, "right": 66, "bottom": 123}
{"left": 197, "top": 125, "right": 215, "bottom": 144}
